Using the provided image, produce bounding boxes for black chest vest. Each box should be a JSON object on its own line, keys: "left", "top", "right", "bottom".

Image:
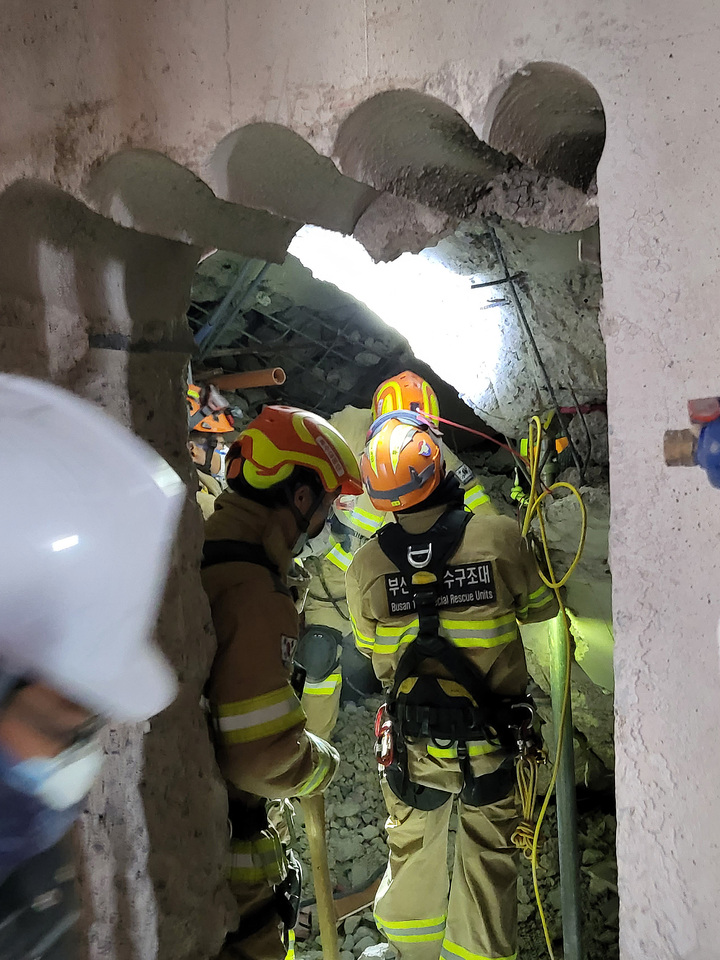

{"left": 375, "top": 504, "right": 525, "bottom": 809}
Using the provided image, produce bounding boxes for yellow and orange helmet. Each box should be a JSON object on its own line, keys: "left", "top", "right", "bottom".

{"left": 361, "top": 411, "right": 444, "bottom": 513}
{"left": 187, "top": 383, "right": 235, "bottom": 434}
{"left": 226, "top": 405, "right": 362, "bottom": 496}
{"left": 372, "top": 370, "right": 440, "bottom": 421}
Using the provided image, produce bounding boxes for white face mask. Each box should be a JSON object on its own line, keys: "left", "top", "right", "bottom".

{"left": 295, "top": 522, "right": 333, "bottom": 560}
{"left": 7, "top": 736, "right": 105, "bottom": 811}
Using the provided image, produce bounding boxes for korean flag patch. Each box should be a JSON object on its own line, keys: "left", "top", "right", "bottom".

{"left": 281, "top": 635, "right": 298, "bottom": 669}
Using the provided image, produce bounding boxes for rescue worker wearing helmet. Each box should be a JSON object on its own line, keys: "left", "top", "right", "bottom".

{"left": 0, "top": 375, "right": 183, "bottom": 958}
{"left": 200, "top": 405, "right": 362, "bottom": 960}
{"left": 300, "top": 372, "right": 495, "bottom": 743}
{"left": 346, "top": 412, "right": 558, "bottom": 960}
{"left": 187, "top": 382, "right": 235, "bottom": 519}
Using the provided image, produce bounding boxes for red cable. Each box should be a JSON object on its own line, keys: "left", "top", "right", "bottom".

{"left": 425, "top": 414, "right": 529, "bottom": 467}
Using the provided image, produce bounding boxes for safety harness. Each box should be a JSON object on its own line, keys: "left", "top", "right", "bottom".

{"left": 201, "top": 539, "right": 303, "bottom": 947}
{"left": 376, "top": 504, "right": 533, "bottom": 810}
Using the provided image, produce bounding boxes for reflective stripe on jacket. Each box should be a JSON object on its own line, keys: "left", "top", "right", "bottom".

{"left": 202, "top": 492, "right": 338, "bottom": 801}
{"left": 346, "top": 505, "right": 558, "bottom": 782}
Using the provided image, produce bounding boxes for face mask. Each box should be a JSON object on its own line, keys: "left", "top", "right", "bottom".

{"left": 0, "top": 739, "right": 103, "bottom": 885}
{"left": 0, "top": 714, "right": 105, "bottom": 884}
{"left": 5, "top": 738, "right": 105, "bottom": 811}
{"left": 292, "top": 531, "right": 309, "bottom": 558}
{"left": 295, "top": 522, "right": 333, "bottom": 561}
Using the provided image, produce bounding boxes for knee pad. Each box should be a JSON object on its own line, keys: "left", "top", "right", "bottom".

{"left": 294, "top": 625, "right": 342, "bottom": 682}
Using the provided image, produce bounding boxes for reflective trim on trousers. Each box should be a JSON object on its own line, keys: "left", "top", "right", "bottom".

{"left": 216, "top": 687, "right": 304, "bottom": 745}
{"left": 441, "top": 939, "right": 517, "bottom": 960}
{"left": 375, "top": 913, "right": 447, "bottom": 943}
{"left": 303, "top": 673, "right": 342, "bottom": 696}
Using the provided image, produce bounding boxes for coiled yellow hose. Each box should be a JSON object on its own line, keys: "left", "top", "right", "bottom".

{"left": 513, "top": 416, "right": 587, "bottom": 959}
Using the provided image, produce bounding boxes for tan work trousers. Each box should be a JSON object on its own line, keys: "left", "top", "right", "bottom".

{"left": 216, "top": 879, "right": 288, "bottom": 960}
{"left": 374, "top": 778, "right": 520, "bottom": 960}
{"left": 300, "top": 677, "right": 342, "bottom": 741}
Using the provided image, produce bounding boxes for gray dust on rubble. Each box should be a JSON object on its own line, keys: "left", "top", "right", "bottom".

{"left": 295, "top": 701, "right": 618, "bottom": 960}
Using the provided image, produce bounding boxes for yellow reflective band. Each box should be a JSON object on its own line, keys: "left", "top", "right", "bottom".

{"left": 285, "top": 929, "right": 295, "bottom": 960}
{"left": 295, "top": 745, "right": 335, "bottom": 797}
{"left": 517, "top": 585, "right": 555, "bottom": 619}
{"left": 463, "top": 484, "right": 490, "bottom": 510}
{"left": 374, "top": 621, "right": 418, "bottom": 653}
{"left": 230, "top": 834, "right": 286, "bottom": 885}
{"left": 351, "top": 613, "right": 375, "bottom": 650}
{"left": 216, "top": 687, "right": 304, "bottom": 744}
{"left": 372, "top": 613, "right": 519, "bottom": 655}
{"left": 303, "top": 673, "right": 342, "bottom": 696}
{"left": 441, "top": 940, "right": 516, "bottom": 960}
{"left": 375, "top": 914, "right": 447, "bottom": 943}
{"left": 328, "top": 544, "right": 353, "bottom": 571}
{"left": 427, "top": 740, "right": 501, "bottom": 759}
{"left": 527, "top": 590, "right": 554, "bottom": 609}
{"left": 439, "top": 614, "right": 518, "bottom": 648}
{"left": 346, "top": 507, "right": 384, "bottom": 534}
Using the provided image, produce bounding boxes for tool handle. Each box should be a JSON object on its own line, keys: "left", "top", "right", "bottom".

{"left": 301, "top": 794, "right": 340, "bottom": 960}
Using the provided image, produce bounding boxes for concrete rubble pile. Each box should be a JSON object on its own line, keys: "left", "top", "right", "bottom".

{"left": 294, "top": 701, "right": 618, "bottom": 960}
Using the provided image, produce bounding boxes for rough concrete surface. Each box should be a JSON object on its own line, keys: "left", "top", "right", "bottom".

{"left": 0, "top": 179, "right": 234, "bottom": 959}
{"left": 423, "top": 218, "right": 605, "bottom": 438}
{"left": 1, "top": 0, "right": 719, "bottom": 955}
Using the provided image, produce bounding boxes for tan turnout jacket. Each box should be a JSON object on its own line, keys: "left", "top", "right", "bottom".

{"left": 346, "top": 504, "right": 559, "bottom": 792}
{"left": 202, "top": 491, "right": 338, "bottom": 803}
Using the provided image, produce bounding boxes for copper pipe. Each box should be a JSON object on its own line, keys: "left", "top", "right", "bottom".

{"left": 211, "top": 367, "right": 286, "bottom": 391}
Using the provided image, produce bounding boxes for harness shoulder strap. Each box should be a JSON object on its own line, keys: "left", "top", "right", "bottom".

{"left": 376, "top": 506, "right": 510, "bottom": 735}
{"left": 376, "top": 505, "right": 470, "bottom": 580}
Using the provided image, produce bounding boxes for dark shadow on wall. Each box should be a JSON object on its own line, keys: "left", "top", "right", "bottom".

{"left": 0, "top": 178, "right": 233, "bottom": 960}
{"left": 487, "top": 62, "right": 606, "bottom": 192}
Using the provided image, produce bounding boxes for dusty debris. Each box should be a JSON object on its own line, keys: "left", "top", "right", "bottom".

{"left": 295, "top": 702, "right": 618, "bottom": 960}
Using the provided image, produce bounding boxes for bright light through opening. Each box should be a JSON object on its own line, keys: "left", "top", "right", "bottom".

{"left": 288, "top": 226, "right": 506, "bottom": 403}
{"left": 52, "top": 535, "right": 79, "bottom": 552}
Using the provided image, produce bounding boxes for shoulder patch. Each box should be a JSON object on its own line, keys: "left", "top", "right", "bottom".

{"left": 280, "top": 634, "right": 298, "bottom": 669}
{"left": 454, "top": 462, "right": 473, "bottom": 485}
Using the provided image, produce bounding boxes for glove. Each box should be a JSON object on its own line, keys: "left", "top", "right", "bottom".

{"left": 294, "top": 732, "right": 339, "bottom": 797}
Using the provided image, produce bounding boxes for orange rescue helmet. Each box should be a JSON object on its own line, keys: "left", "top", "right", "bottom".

{"left": 226, "top": 405, "right": 362, "bottom": 496}
{"left": 361, "top": 411, "right": 444, "bottom": 513}
{"left": 187, "top": 383, "right": 235, "bottom": 434}
{"left": 372, "top": 370, "right": 440, "bottom": 421}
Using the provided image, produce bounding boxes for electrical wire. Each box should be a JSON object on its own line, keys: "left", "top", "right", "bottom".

{"left": 484, "top": 226, "right": 587, "bottom": 483}
{"left": 425, "top": 413, "right": 531, "bottom": 469}
{"left": 514, "top": 416, "right": 587, "bottom": 960}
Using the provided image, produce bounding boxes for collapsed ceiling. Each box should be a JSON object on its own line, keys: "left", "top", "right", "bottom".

{"left": 187, "top": 213, "right": 613, "bottom": 782}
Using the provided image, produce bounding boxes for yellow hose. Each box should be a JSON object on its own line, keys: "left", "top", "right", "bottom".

{"left": 515, "top": 416, "right": 587, "bottom": 960}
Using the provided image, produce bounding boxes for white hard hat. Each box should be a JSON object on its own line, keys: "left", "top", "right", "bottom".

{"left": 0, "top": 375, "right": 184, "bottom": 722}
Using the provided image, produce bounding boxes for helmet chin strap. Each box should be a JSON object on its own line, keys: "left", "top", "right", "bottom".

{"left": 286, "top": 485, "right": 327, "bottom": 537}
{"left": 199, "top": 437, "right": 218, "bottom": 473}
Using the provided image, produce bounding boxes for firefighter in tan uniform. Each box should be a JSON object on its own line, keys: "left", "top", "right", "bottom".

{"left": 200, "top": 405, "right": 362, "bottom": 960}
{"left": 346, "top": 411, "right": 558, "bottom": 960}
{"left": 301, "top": 372, "right": 496, "bottom": 741}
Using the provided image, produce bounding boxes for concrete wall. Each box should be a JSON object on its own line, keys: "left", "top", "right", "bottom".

{"left": 2, "top": 2, "right": 720, "bottom": 958}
